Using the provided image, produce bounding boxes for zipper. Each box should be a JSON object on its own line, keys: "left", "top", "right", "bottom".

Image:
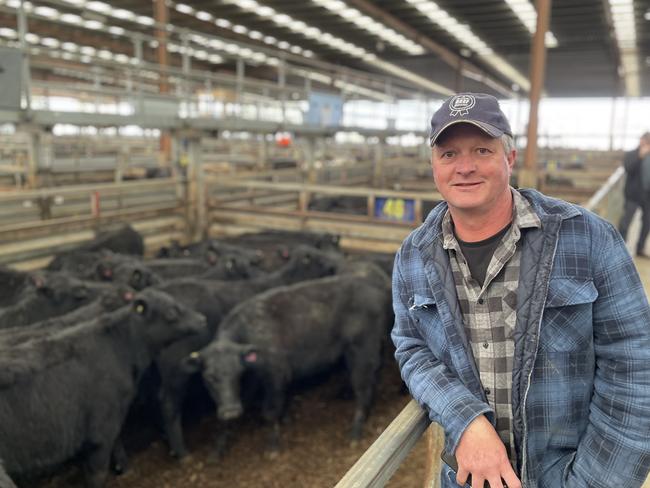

{"left": 520, "top": 234, "right": 559, "bottom": 486}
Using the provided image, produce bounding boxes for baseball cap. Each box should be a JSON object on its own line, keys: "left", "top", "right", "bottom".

{"left": 429, "top": 92, "right": 512, "bottom": 146}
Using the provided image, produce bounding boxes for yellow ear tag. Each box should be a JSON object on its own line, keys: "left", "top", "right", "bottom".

{"left": 136, "top": 305, "right": 144, "bottom": 314}
{"left": 190, "top": 351, "right": 199, "bottom": 359}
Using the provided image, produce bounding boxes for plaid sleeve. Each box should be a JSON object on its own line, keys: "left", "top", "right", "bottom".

{"left": 391, "top": 249, "right": 492, "bottom": 453}
{"left": 567, "top": 222, "right": 650, "bottom": 487}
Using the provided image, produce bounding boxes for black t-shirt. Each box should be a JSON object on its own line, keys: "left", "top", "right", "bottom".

{"left": 456, "top": 223, "right": 512, "bottom": 287}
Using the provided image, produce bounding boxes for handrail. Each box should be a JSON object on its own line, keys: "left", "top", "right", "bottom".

{"left": 334, "top": 399, "right": 430, "bottom": 488}
{"left": 585, "top": 166, "right": 624, "bottom": 212}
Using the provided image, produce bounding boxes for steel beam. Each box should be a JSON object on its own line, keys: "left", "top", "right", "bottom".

{"left": 522, "top": 0, "right": 552, "bottom": 189}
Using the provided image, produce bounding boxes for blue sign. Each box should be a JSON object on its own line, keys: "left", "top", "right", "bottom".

{"left": 305, "top": 91, "right": 343, "bottom": 127}
{"left": 375, "top": 197, "right": 415, "bottom": 222}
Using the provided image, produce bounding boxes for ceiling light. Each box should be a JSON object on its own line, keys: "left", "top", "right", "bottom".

{"left": 41, "top": 37, "right": 60, "bottom": 48}
{"left": 233, "top": 24, "right": 248, "bottom": 34}
{"left": 60, "top": 13, "right": 83, "bottom": 24}
{"left": 248, "top": 30, "right": 263, "bottom": 40}
{"left": 108, "top": 26, "right": 125, "bottom": 35}
{"left": 83, "top": 19, "right": 103, "bottom": 30}
{"left": 257, "top": 6, "right": 274, "bottom": 16}
{"left": 196, "top": 11, "right": 213, "bottom": 21}
{"left": 86, "top": 1, "right": 110, "bottom": 13}
{"left": 175, "top": 3, "right": 194, "bottom": 14}
{"left": 215, "top": 18, "right": 232, "bottom": 28}
{"left": 34, "top": 6, "right": 58, "bottom": 18}
{"left": 263, "top": 36, "right": 277, "bottom": 44}
{"left": 113, "top": 9, "right": 135, "bottom": 20}
{"left": 136, "top": 16, "right": 154, "bottom": 26}
{"left": 0, "top": 28, "right": 16, "bottom": 38}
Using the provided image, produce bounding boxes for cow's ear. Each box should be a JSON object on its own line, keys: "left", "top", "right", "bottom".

{"left": 240, "top": 347, "right": 259, "bottom": 366}
{"left": 31, "top": 275, "right": 45, "bottom": 289}
{"left": 133, "top": 299, "right": 147, "bottom": 316}
{"left": 181, "top": 351, "right": 203, "bottom": 373}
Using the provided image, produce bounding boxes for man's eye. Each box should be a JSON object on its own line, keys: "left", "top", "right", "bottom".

{"left": 477, "top": 148, "right": 491, "bottom": 154}
{"left": 442, "top": 151, "right": 455, "bottom": 158}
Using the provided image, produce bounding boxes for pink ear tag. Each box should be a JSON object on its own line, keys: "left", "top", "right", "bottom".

{"left": 124, "top": 291, "right": 134, "bottom": 302}
{"left": 244, "top": 352, "right": 258, "bottom": 363}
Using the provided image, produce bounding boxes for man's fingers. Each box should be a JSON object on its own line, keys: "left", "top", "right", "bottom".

{"left": 471, "top": 475, "right": 485, "bottom": 488}
{"left": 487, "top": 475, "right": 504, "bottom": 487}
{"left": 501, "top": 468, "right": 522, "bottom": 488}
{"left": 456, "top": 466, "right": 469, "bottom": 486}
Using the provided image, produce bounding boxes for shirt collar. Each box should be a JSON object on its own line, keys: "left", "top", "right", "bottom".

{"left": 442, "top": 188, "right": 541, "bottom": 250}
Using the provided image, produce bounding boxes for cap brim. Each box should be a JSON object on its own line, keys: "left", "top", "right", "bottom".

{"left": 429, "top": 120, "right": 504, "bottom": 146}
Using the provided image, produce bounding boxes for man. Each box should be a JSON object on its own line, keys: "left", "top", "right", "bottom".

{"left": 391, "top": 92, "right": 650, "bottom": 488}
{"left": 618, "top": 132, "right": 650, "bottom": 257}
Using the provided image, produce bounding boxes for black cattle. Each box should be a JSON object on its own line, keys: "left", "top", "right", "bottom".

{"left": 47, "top": 250, "right": 141, "bottom": 282}
{"left": 0, "top": 285, "right": 134, "bottom": 348}
{"left": 108, "top": 261, "right": 161, "bottom": 291}
{"left": 151, "top": 245, "right": 342, "bottom": 458}
{"left": 185, "top": 264, "right": 391, "bottom": 453}
{"left": 143, "top": 258, "right": 212, "bottom": 279}
{"left": 82, "top": 224, "right": 144, "bottom": 256}
{"left": 0, "top": 289, "right": 205, "bottom": 488}
{"left": 0, "top": 268, "right": 30, "bottom": 308}
{"left": 221, "top": 229, "right": 340, "bottom": 252}
{"left": 0, "top": 273, "right": 113, "bottom": 329}
{"left": 157, "top": 239, "right": 261, "bottom": 265}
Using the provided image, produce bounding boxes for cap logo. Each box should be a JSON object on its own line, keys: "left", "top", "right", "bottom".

{"left": 449, "top": 94, "right": 475, "bottom": 117}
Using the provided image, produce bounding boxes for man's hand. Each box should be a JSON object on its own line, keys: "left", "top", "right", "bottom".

{"left": 455, "top": 415, "right": 521, "bottom": 488}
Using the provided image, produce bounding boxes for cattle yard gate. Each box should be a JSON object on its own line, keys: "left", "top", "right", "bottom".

{"left": 0, "top": 146, "right": 625, "bottom": 271}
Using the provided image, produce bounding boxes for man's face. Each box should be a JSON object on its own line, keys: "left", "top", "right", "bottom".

{"left": 431, "top": 123, "right": 515, "bottom": 215}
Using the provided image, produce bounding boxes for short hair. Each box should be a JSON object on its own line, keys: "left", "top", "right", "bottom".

{"left": 641, "top": 132, "right": 650, "bottom": 144}
{"left": 501, "top": 134, "right": 515, "bottom": 154}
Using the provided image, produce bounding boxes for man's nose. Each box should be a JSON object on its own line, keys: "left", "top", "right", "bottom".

{"left": 455, "top": 154, "right": 476, "bottom": 174}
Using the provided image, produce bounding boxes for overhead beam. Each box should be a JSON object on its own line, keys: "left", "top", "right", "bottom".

{"left": 347, "top": 0, "right": 515, "bottom": 97}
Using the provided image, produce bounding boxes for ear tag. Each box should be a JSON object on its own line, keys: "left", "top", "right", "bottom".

{"left": 190, "top": 351, "right": 200, "bottom": 359}
{"left": 124, "top": 291, "right": 134, "bottom": 301}
{"left": 244, "top": 352, "right": 258, "bottom": 363}
{"left": 136, "top": 304, "right": 144, "bottom": 314}
{"left": 281, "top": 249, "right": 290, "bottom": 258}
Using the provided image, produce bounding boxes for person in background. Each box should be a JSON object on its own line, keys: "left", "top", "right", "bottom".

{"left": 391, "top": 92, "right": 650, "bottom": 488}
{"left": 618, "top": 132, "right": 650, "bottom": 257}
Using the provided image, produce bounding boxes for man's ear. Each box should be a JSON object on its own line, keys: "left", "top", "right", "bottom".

{"left": 506, "top": 148, "right": 517, "bottom": 173}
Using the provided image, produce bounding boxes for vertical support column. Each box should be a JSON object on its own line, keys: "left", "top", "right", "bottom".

{"left": 185, "top": 134, "right": 206, "bottom": 241}
{"left": 608, "top": 96, "right": 617, "bottom": 151}
{"left": 17, "top": 0, "right": 31, "bottom": 112}
{"left": 278, "top": 58, "right": 287, "bottom": 122}
{"left": 154, "top": 0, "right": 172, "bottom": 165}
{"left": 236, "top": 58, "right": 245, "bottom": 117}
{"left": 134, "top": 37, "right": 144, "bottom": 115}
{"left": 182, "top": 33, "right": 191, "bottom": 108}
{"left": 521, "top": 0, "right": 552, "bottom": 189}
{"left": 454, "top": 59, "right": 464, "bottom": 93}
{"left": 373, "top": 137, "right": 385, "bottom": 187}
{"left": 24, "top": 127, "right": 39, "bottom": 188}
{"left": 305, "top": 136, "right": 317, "bottom": 184}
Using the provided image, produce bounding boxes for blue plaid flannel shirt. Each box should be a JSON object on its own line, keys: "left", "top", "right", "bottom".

{"left": 391, "top": 189, "right": 650, "bottom": 487}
